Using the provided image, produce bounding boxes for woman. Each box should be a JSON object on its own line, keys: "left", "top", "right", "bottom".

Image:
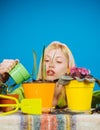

{"left": 0, "top": 41, "right": 75, "bottom": 107}
{"left": 37, "top": 41, "right": 75, "bottom": 80}
{"left": 37, "top": 41, "right": 75, "bottom": 107}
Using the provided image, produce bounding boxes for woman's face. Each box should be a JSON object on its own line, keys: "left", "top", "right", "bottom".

{"left": 44, "top": 48, "right": 69, "bottom": 81}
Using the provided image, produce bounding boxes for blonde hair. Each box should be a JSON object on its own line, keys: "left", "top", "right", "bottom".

{"left": 37, "top": 41, "right": 75, "bottom": 80}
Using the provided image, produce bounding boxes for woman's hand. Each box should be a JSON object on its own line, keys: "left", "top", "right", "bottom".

{"left": 0, "top": 59, "right": 19, "bottom": 74}
{"left": 52, "top": 82, "right": 63, "bottom": 106}
{"left": 0, "top": 59, "right": 19, "bottom": 83}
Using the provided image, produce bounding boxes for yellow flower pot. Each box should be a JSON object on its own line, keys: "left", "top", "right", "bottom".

{"left": 65, "top": 80, "right": 95, "bottom": 112}
{"left": 23, "top": 82, "right": 55, "bottom": 113}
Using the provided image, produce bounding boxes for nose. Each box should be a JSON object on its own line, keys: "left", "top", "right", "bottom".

{"left": 49, "top": 61, "right": 55, "bottom": 68}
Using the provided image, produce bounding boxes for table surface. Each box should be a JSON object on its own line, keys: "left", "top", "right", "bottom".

{"left": 0, "top": 111, "right": 100, "bottom": 130}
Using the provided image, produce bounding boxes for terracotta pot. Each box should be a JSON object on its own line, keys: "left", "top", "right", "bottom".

{"left": 0, "top": 94, "right": 19, "bottom": 112}
{"left": 23, "top": 82, "right": 55, "bottom": 113}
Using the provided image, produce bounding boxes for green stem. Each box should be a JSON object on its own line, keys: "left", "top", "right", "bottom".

{"left": 32, "top": 49, "right": 37, "bottom": 80}
{"left": 41, "top": 45, "right": 46, "bottom": 81}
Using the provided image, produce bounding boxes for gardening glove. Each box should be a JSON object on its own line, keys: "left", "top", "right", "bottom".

{"left": 0, "top": 59, "right": 19, "bottom": 83}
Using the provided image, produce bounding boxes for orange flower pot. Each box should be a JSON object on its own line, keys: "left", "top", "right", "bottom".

{"left": 65, "top": 80, "right": 95, "bottom": 112}
{"left": 23, "top": 82, "right": 55, "bottom": 112}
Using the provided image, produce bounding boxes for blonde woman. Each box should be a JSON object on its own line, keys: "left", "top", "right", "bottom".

{"left": 37, "top": 41, "right": 75, "bottom": 107}
{"left": 37, "top": 41, "right": 75, "bottom": 80}
{"left": 0, "top": 41, "right": 75, "bottom": 108}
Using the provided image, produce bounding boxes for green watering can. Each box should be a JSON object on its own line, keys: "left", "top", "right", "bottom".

{"left": 0, "top": 94, "right": 42, "bottom": 116}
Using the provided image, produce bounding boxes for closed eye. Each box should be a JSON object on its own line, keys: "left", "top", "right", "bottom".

{"left": 56, "top": 61, "right": 63, "bottom": 63}
{"left": 44, "top": 59, "right": 50, "bottom": 62}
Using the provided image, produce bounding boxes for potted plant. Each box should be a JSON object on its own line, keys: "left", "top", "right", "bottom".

{"left": 58, "top": 67, "right": 100, "bottom": 112}
{"left": 0, "top": 80, "right": 19, "bottom": 112}
{"left": 23, "top": 46, "right": 56, "bottom": 113}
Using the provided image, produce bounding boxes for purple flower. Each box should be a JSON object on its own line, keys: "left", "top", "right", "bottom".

{"left": 60, "top": 67, "right": 95, "bottom": 83}
{"left": 70, "top": 67, "right": 90, "bottom": 76}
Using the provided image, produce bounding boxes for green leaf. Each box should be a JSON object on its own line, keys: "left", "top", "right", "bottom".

{"left": 32, "top": 49, "right": 37, "bottom": 80}
{"left": 41, "top": 45, "right": 46, "bottom": 81}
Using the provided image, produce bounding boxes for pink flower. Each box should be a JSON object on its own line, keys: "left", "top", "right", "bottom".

{"left": 70, "top": 67, "right": 90, "bottom": 76}
{"left": 60, "top": 67, "right": 95, "bottom": 83}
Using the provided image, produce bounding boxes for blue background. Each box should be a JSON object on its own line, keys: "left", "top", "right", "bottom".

{"left": 0, "top": 0, "right": 100, "bottom": 90}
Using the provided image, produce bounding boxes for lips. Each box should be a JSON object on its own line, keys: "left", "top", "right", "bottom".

{"left": 47, "top": 70, "right": 55, "bottom": 76}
